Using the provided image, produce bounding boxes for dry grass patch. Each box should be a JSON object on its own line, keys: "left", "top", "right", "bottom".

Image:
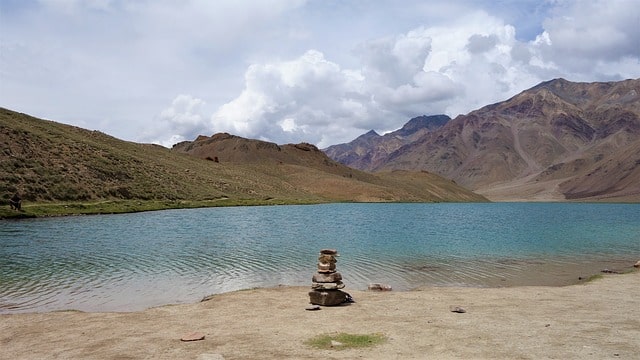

{"left": 304, "top": 332, "right": 386, "bottom": 350}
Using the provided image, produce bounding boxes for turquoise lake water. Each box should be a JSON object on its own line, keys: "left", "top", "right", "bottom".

{"left": 1, "top": 202, "right": 639, "bottom": 313}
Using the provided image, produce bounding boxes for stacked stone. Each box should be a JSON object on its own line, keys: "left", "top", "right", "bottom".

{"left": 308, "top": 249, "right": 348, "bottom": 306}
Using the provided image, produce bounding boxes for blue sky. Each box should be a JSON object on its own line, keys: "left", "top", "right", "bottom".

{"left": 1, "top": 0, "right": 639, "bottom": 147}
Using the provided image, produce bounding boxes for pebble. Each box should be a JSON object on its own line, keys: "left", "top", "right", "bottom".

{"left": 305, "top": 305, "right": 321, "bottom": 311}
{"left": 197, "top": 354, "right": 225, "bottom": 360}
{"left": 449, "top": 306, "right": 466, "bottom": 313}
{"left": 368, "top": 283, "right": 392, "bottom": 291}
{"left": 181, "top": 332, "right": 206, "bottom": 342}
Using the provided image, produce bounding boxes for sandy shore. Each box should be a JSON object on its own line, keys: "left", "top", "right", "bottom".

{"left": 1, "top": 270, "right": 639, "bottom": 360}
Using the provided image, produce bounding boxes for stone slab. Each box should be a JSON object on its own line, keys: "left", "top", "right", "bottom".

{"left": 311, "top": 281, "right": 345, "bottom": 290}
{"left": 308, "top": 290, "right": 348, "bottom": 306}
{"left": 312, "top": 272, "right": 342, "bottom": 283}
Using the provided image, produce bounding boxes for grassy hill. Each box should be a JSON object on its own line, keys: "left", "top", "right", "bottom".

{"left": 0, "top": 108, "right": 486, "bottom": 218}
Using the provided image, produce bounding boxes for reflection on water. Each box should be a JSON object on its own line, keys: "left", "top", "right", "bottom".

{"left": 1, "top": 203, "right": 639, "bottom": 313}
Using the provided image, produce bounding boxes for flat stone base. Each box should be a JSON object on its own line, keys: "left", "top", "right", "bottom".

{"left": 308, "top": 290, "right": 348, "bottom": 306}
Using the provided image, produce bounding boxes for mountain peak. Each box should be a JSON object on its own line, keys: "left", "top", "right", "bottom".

{"left": 357, "top": 130, "right": 380, "bottom": 140}
{"left": 395, "top": 115, "right": 450, "bottom": 136}
{"left": 323, "top": 114, "right": 451, "bottom": 171}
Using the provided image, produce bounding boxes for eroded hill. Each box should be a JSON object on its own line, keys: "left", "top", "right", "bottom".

{"left": 172, "top": 132, "right": 487, "bottom": 203}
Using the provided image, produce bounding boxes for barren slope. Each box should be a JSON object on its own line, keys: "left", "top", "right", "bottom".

{"left": 331, "top": 79, "right": 640, "bottom": 201}
{"left": 323, "top": 115, "right": 450, "bottom": 171}
{"left": 172, "top": 132, "right": 487, "bottom": 203}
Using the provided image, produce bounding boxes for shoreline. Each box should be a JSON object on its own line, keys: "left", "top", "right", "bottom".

{"left": 0, "top": 198, "right": 327, "bottom": 219}
{"left": 2, "top": 269, "right": 638, "bottom": 359}
{"left": 3, "top": 198, "right": 638, "bottom": 220}
{"left": 2, "top": 256, "right": 636, "bottom": 315}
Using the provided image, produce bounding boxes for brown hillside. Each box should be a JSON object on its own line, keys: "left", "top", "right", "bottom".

{"left": 172, "top": 132, "right": 487, "bottom": 203}
{"left": 0, "top": 108, "right": 314, "bottom": 205}
{"left": 0, "top": 108, "right": 486, "bottom": 214}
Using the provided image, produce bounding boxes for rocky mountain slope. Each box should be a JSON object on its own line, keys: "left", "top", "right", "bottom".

{"left": 324, "top": 115, "right": 450, "bottom": 170}
{"left": 325, "top": 79, "right": 640, "bottom": 201}
{"left": 0, "top": 108, "right": 486, "bottom": 210}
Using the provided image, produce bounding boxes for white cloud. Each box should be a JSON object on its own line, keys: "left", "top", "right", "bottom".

{"left": 146, "top": 94, "right": 208, "bottom": 147}
{"left": 467, "top": 34, "right": 499, "bottom": 54}
{"left": 1, "top": 0, "right": 639, "bottom": 148}
{"left": 0, "top": 0, "right": 307, "bottom": 140}
{"left": 533, "top": 0, "right": 640, "bottom": 79}
{"left": 211, "top": 50, "right": 369, "bottom": 147}
{"left": 207, "top": 11, "right": 540, "bottom": 146}
{"left": 160, "top": 95, "right": 206, "bottom": 128}
{"left": 203, "top": 3, "right": 640, "bottom": 147}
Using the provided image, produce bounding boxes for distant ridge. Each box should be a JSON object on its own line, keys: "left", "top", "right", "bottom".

{"left": 324, "top": 114, "right": 450, "bottom": 171}
{"left": 325, "top": 79, "right": 640, "bottom": 202}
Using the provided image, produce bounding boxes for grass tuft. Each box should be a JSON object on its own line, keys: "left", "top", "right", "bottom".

{"left": 304, "top": 332, "right": 386, "bottom": 350}
{"left": 583, "top": 274, "right": 604, "bottom": 283}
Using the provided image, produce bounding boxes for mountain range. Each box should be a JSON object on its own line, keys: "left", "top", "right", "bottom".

{"left": 2, "top": 78, "right": 638, "bottom": 213}
{"left": 0, "top": 108, "right": 485, "bottom": 216}
{"left": 324, "top": 78, "right": 640, "bottom": 202}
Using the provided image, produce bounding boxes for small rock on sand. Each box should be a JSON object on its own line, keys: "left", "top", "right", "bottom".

{"left": 181, "top": 332, "right": 206, "bottom": 341}
{"left": 368, "top": 283, "right": 392, "bottom": 291}
{"left": 197, "top": 354, "right": 225, "bottom": 360}
{"left": 449, "top": 306, "right": 466, "bottom": 313}
{"left": 305, "top": 305, "right": 321, "bottom": 311}
{"left": 634, "top": 260, "right": 640, "bottom": 268}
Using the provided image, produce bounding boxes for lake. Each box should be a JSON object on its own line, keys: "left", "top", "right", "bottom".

{"left": 1, "top": 202, "right": 639, "bottom": 313}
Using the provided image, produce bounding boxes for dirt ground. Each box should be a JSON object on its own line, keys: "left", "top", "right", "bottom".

{"left": 1, "top": 270, "right": 639, "bottom": 360}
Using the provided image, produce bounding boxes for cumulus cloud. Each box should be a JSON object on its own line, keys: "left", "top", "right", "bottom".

{"left": 2, "top": 1, "right": 638, "bottom": 148}
{"left": 532, "top": 0, "right": 640, "bottom": 78}
{"left": 467, "top": 34, "right": 499, "bottom": 54}
{"left": 1, "top": 0, "right": 307, "bottom": 142}
{"left": 208, "top": 11, "right": 539, "bottom": 146}
{"left": 542, "top": 0, "right": 639, "bottom": 59}
{"left": 203, "top": 2, "right": 639, "bottom": 147}
{"left": 211, "top": 50, "right": 369, "bottom": 146}
{"left": 145, "top": 95, "right": 208, "bottom": 147}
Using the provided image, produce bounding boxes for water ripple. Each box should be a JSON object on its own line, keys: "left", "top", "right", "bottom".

{"left": 1, "top": 203, "right": 639, "bottom": 313}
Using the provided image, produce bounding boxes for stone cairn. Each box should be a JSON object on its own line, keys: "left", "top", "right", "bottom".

{"left": 308, "top": 249, "right": 349, "bottom": 306}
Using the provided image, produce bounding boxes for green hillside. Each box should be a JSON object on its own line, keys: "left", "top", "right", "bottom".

{"left": 0, "top": 108, "right": 486, "bottom": 218}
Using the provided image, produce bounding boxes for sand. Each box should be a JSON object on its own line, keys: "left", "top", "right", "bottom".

{"left": 1, "top": 270, "right": 639, "bottom": 360}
